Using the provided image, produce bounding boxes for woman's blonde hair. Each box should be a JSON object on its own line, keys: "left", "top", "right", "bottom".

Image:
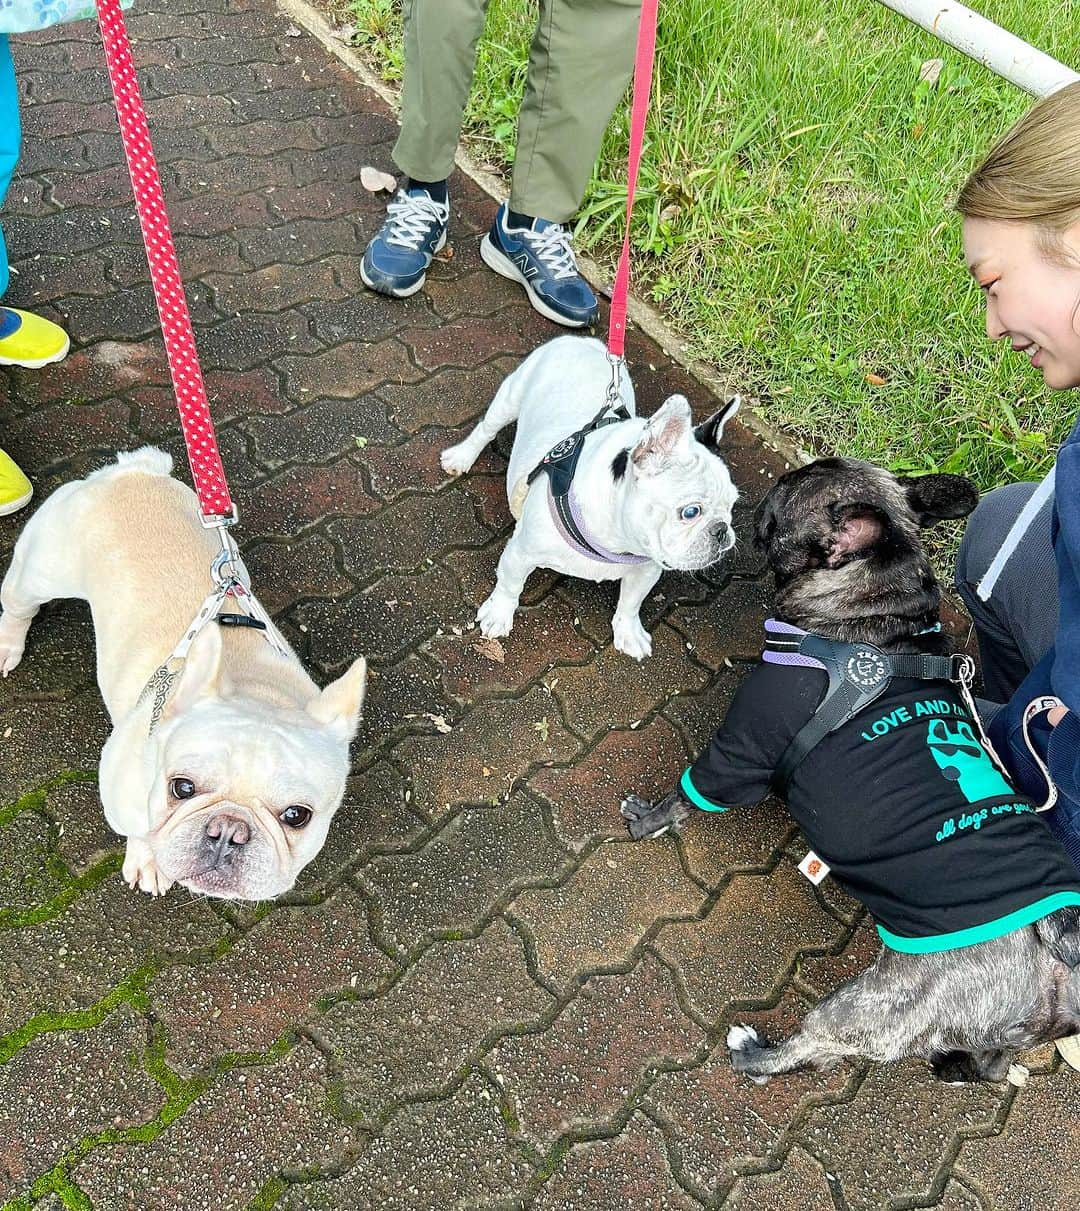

{"left": 958, "top": 80, "right": 1080, "bottom": 263}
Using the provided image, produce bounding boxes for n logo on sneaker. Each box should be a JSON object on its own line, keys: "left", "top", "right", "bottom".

{"left": 512, "top": 253, "right": 539, "bottom": 280}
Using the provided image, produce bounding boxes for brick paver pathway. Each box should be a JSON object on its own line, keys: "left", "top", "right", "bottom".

{"left": 0, "top": 2, "right": 1076, "bottom": 1208}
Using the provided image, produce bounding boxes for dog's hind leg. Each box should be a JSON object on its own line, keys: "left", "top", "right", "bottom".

{"left": 441, "top": 369, "right": 524, "bottom": 476}
{"left": 0, "top": 481, "right": 86, "bottom": 674}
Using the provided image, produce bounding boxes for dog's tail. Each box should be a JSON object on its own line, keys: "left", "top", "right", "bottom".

{"left": 114, "top": 446, "right": 174, "bottom": 477}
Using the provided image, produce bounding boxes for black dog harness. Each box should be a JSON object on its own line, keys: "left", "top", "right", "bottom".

{"left": 763, "top": 619, "right": 972, "bottom": 793}
{"left": 679, "top": 619, "right": 1080, "bottom": 952}
{"left": 525, "top": 401, "right": 648, "bottom": 565}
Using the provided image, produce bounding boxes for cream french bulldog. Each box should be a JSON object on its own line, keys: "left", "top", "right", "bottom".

{"left": 440, "top": 336, "right": 740, "bottom": 658}
{"left": 0, "top": 448, "right": 367, "bottom": 900}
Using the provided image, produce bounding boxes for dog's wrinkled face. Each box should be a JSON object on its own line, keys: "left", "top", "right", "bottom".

{"left": 146, "top": 701, "right": 349, "bottom": 900}
{"left": 617, "top": 394, "right": 740, "bottom": 570}
{"left": 103, "top": 623, "right": 368, "bottom": 901}
{"left": 752, "top": 458, "right": 978, "bottom": 636}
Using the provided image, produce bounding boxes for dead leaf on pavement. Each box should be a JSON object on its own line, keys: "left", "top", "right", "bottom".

{"left": 474, "top": 637, "right": 506, "bottom": 663}
{"left": 360, "top": 166, "right": 397, "bottom": 193}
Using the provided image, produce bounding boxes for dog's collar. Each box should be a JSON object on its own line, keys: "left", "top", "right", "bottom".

{"left": 526, "top": 401, "right": 649, "bottom": 566}
{"left": 762, "top": 618, "right": 974, "bottom": 794}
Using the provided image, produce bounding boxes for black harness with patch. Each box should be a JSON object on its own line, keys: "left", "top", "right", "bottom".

{"left": 524, "top": 400, "right": 650, "bottom": 566}
{"left": 762, "top": 619, "right": 975, "bottom": 794}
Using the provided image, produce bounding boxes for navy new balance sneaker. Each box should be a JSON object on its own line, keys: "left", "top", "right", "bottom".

{"left": 361, "top": 187, "right": 451, "bottom": 298}
{"left": 480, "top": 203, "right": 599, "bottom": 328}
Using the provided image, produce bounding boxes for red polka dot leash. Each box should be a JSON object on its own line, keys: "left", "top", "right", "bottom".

{"left": 95, "top": 0, "right": 234, "bottom": 526}
{"left": 603, "top": 0, "right": 658, "bottom": 406}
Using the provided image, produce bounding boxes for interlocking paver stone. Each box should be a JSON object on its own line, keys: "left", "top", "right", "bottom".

{"left": 313, "top": 920, "right": 554, "bottom": 1120}
{"left": 0, "top": 1007, "right": 162, "bottom": 1204}
{"left": 151, "top": 887, "right": 394, "bottom": 1075}
{"left": 953, "top": 1066, "right": 1080, "bottom": 1211}
{"left": 653, "top": 860, "right": 843, "bottom": 1026}
{"left": 533, "top": 1112, "right": 701, "bottom": 1210}
{"left": 0, "top": 4, "right": 1064, "bottom": 1207}
{"left": 510, "top": 842, "right": 705, "bottom": 990}
{"left": 489, "top": 953, "right": 704, "bottom": 1151}
{"left": 795, "top": 1064, "right": 1003, "bottom": 1211}
{"left": 279, "top": 1072, "right": 534, "bottom": 1211}
{"left": 644, "top": 988, "right": 853, "bottom": 1200}
{"left": 363, "top": 792, "right": 570, "bottom": 952}
{"left": 75, "top": 1042, "right": 349, "bottom": 1211}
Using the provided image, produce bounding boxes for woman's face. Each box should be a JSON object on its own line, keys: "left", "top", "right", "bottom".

{"left": 963, "top": 216, "right": 1080, "bottom": 389}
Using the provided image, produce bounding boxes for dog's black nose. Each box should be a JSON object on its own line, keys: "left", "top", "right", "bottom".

{"left": 201, "top": 813, "right": 251, "bottom": 867}
{"left": 716, "top": 525, "right": 736, "bottom": 554}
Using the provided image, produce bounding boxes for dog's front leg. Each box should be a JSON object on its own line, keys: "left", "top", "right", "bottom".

{"left": 612, "top": 563, "right": 662, "bottom": 659}
{"left": 122, "top": 836, "right": 174, "bottom": 897}
{"left": 477, "top": 528, "right": 536, "bottom": 639}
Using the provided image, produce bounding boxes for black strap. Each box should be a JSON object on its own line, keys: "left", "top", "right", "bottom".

{"left": 525, "top": 402, "right": 631, "bottom": 559}
{"left": 769, "top": 633, "right": 963, "bottom": 796}
{"left": 217, "top": 613, "right": 267, "bottom": 631}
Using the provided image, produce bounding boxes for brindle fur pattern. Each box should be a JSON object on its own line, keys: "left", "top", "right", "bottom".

{"left": 691, "top": 459, "right": 1079, "bottom": 1081}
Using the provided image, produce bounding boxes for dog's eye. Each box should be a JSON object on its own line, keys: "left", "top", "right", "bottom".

{"left": 279, "top": 805, "right": 312, "bottom": 829}
{"left": 680, "top": 504, "right": 702, "bottom": 521}
{"left": 170, "top": 777, "right": 197, "bottom": 800}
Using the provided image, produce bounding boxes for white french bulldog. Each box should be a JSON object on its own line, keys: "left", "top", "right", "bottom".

{"left": 441, "top": 336, "right": 740, "bottom": 658}
{"left": 0, "top": 448, "right": 368, "bottom": 901}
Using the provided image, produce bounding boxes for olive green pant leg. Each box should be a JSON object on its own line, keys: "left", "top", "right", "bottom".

{"left": 510, "top": 0, "right": 642, "bottom": 224}
{"left": 392, "top": 0, "right": 491, "bottom": 182}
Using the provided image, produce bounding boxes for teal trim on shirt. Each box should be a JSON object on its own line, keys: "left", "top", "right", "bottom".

{"left": 877, "top": 890, "right": 1080, "bottom": 954}
{"left": 680, "top": 768, "right": 728, "bottom": 813}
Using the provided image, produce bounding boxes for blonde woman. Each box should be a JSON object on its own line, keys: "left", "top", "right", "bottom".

{"left": 953, "top": 81, "right": 1080, "bottom": 878}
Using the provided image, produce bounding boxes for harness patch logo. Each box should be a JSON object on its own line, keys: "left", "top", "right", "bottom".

{"left": 845, "top": 648, "right": 888, "bottom": 690}
{"left": 926, "top": 718, "right": 1012, "bottom": 804}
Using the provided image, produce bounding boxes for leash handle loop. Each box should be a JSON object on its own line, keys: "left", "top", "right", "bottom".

{"left": 95, "top": 0, "right": 234, "bottom": 523}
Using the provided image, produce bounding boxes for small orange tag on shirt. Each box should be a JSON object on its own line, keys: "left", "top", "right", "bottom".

{"left": 798, "top": 850, "right": 830, "bottom": 885}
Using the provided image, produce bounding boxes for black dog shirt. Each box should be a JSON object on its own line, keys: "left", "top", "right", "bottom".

{"left": 682, "top": 653, "right": 1080, "bottom": 953}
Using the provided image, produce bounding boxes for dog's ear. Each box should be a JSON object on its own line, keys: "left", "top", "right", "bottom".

{"left": 826, "top": 502, "right": 887, "bottom": 567}
{"left": 631, "top": 395, "right": 693, "bottom": 474}
{"left": 163, "top": 623, "right": 223, "bottom": 719}
{"left": 693, "top": 395, "right": 741, "bottom": 453}
{"left": 307, "top": 655, "right": 368, "bottom": 743}
{"left": 898, "top": 473, "right": 979, "bottom": 527}
{"left": 753, "top": 489, "right": 780, "bottom": 553}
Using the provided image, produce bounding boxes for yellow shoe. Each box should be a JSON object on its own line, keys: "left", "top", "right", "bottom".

{"left": 0, "top": 307, "right": 70, "bottom": 369}
{"left": 0, "top": 448, "right": 32, "bottom": 516}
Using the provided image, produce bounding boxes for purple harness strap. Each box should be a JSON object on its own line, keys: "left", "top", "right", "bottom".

{"left": 546, "top": 480, "right": 650, "bottom": 566}
{"left": 762, "top": 618, "right": 826, "bottom": 670}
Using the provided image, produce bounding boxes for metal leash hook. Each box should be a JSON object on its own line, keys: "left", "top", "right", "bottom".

{"left": 605, "top": 351, "right": 625, "bottom": 409}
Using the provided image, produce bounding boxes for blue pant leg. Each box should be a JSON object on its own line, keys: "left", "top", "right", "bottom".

{"left": 0, "top": 34, "right": 21, "bottom": 300}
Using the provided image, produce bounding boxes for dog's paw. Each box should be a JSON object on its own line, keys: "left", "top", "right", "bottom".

{"left": 620, "top": 792, "right": 682, "bottom": 840}
{"left": 612, "top": 616, "right": 652, "bottom": 661}
{"left": 0, "top": 615, "right": 28, "bottom": 676}
{"left": 727, "top": 1025, "right": 770, "bottom": 1084}
{"left": 726, "top": 1024, "right": 762, "bottom": 1052}
{"left": 0, "top": 641, "right": 24, "bottom": 676}
{"left": 440, "top": 441, "right": 477, "bottom": 478}
{"left": 122, "top": 840, "right": 174, "bottom": 897}
{"left": 477, "top": 592, "right": 516, "bottom": 639}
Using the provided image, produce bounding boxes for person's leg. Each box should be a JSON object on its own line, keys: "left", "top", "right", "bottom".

{"left": 480, "top": 0, "right": 640, "bottom": 327}
{"left": 954, "top": 482, "right": 1058, "bottom": 702}
{"left": 0, "top": 33, "right": 19, "bottom": 303}
{"left": 510, "top": 0, "right": 641, "bottom": 223}
{"left": 363, "top": 0, "right": 488, "bottom": 297}
{"left": 391, "top": 0, "right": 490, "bottom": 186}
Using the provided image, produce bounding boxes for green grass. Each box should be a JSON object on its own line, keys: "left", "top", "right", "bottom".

{"left": 346, "top": 0, "right": 1080, "bottom": 489}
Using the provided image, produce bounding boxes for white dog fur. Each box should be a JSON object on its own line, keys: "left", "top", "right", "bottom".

{"left": 0, "top": 449, "right": 368, "bottom": 900}
{"left": 441, "top": 336, "right": 740, "bottom": 658}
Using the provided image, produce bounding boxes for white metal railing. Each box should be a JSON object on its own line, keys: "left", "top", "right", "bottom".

{"left": 878, "top": 1, "right": 1079, "bottom": 96}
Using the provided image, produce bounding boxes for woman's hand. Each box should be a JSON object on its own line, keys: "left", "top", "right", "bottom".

{"left": 1049, "top": 705, "right": 1069, "bottom": 726}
